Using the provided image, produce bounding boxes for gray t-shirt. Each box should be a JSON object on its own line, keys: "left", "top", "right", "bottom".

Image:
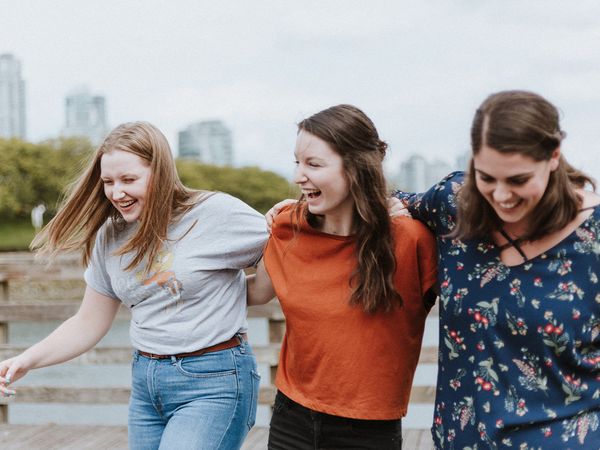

{"left": 84, "top": 192, "right": 267, "bottom": 354}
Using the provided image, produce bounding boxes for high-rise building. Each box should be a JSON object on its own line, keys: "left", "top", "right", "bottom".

{"left": 62, "top": 86, "right": 108, "bottom": 146}
{"left": 0, "top": 53, "right": 26, "bottom": 139}
{"left": 396, "top": 154, "right": 452, "bottom": 192}
{"left": 397, "top": 154, "right": 428, "bottom": 192}
{"left": 178, "top": 120, "right": 233, "bottom": 166}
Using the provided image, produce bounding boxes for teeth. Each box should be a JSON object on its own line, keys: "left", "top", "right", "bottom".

{"left": 499, "top": 201, "right": 518, "bottom": 209}
{"left": 119, "top": 200, "right": 135, "bottom": 208}
{"left": 302, "top": 189, "right": 321, "bottom": 199}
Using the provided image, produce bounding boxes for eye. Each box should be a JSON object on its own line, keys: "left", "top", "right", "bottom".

{"left": 101, "top": 179, "right": 113, "bottom": 185}
{"left": 123, "top": 178, "right": 135, "bottom": 184}
{"left": 508, "top": 178, "right": 528, "bottom": 186}
{"left": 478, "top": 174, "right": 494, "bottom": 183}
{"left": 308, "top": 162, "right": 321, "bottom": 168}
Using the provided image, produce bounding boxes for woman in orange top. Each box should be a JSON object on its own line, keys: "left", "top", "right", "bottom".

{"left": 247, "top": 104, "right": 438, "bottom": 449}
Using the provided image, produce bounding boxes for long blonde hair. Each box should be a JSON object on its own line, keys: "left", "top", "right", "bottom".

{"left": 32, "top": 122, "right": 206, "bottom": 270}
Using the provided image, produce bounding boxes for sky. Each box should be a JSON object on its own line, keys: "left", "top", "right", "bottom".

{"left": 2, "top": 0, "right": 600, "bottom": 181}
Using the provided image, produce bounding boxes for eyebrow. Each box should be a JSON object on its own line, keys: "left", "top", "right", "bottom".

{"left": 474, "top": 168, "right": 534, "bottom": 180}
{"left": 101, "top": 173, "right": 139, "bottom": 179}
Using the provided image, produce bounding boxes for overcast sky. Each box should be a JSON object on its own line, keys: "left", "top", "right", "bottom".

{"left": 2, "top": 1, "right": 600, "bottom": 182}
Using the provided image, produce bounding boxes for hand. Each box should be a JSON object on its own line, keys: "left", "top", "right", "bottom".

{"left": 265, "top": 199, "right": 298, "bottom": 233}
{"left": 0, "top": 354, "right": 33, "bottom": 397}
{"left": 388, "top": 197, "right": 411, "bottom": 218}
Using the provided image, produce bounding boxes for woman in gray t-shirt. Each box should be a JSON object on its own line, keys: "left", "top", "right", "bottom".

{"left": 0, "top": 121, "right": 267, "bottom": 450}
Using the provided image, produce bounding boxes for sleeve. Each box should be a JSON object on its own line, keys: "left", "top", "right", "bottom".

{"left": 219, "top": 194, "right": 269, "bottom": 269}
{"left": 392, "top": 171, "right": 464, "bottom": 235}
{"left": 416, "top": 224, "right": 438, "bottom": 297}
{"left": 83, "top": 224, "right": 118, "bottom": 299}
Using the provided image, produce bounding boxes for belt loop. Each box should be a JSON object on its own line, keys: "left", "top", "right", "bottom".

{"left": 170, "top": 355, "right": 177, "bottom": 363}
{"left": 237, "top": 333, "right": 246, "bottom": 354}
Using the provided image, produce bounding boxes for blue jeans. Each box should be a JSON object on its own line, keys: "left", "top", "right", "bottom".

{"left": 128, "top": 337, "right": 260, "bottom": 450}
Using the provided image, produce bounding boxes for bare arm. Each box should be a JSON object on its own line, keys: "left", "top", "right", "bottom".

{"left": 0, "top": 286, "right": 120, "bottom": 394}
{"left": 247, "top": 259, "right": 276, "bottom": 306}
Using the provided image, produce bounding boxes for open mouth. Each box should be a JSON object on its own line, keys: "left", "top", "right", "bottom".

{"left": 497, "top": 199, "right": 522, "bottom": 211}
{"left": 303, "top": 189, "right": 321, "bottom": 199}
{"left": 118, "top": 199, "right": 136, "bottom": 209}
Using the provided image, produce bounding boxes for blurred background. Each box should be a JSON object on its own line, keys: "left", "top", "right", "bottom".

{"left": 1, "top": 0, "right": 600, "bottom": 435}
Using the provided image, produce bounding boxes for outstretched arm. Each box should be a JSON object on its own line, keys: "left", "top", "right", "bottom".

{"left": 0, "top": 286, "right": 120, "bottom": 395}
{"left": 247, "top": 259, "right": 276, "bottom": 306}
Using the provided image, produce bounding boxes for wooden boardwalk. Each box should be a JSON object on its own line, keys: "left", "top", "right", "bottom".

{"left": 0, "top": 425, "right": 433, "bottom": 449}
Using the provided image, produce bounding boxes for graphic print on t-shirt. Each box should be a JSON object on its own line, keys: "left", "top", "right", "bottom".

{"left": 136, "top": 249, "right": 183, "bottom": 311}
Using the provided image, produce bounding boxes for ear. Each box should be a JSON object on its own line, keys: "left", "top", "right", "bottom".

{"left": 549, "top": 147, "right": 561, "bottom": 171}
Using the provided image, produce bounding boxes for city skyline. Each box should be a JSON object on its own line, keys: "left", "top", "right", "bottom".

{"left": 2, "top": 1, "right": 600, "bottom": 182}
{"left": 0, "top": 53, "right": 26, "bottom": 139}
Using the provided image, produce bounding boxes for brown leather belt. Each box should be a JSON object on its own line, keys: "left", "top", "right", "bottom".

{"left": 137, "top": 334, "right": 247, "bottom": 359}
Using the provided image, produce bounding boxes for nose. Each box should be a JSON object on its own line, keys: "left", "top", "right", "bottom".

{"left": 492, "top": 183, "right": 512, "bottom": 203}
{"left": 293, "top": 165, "right": 307, "bottom": 185}
{"left": 112, "top": 186, "right": 126, "bottom": 201}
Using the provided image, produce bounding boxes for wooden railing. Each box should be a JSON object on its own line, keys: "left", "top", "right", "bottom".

{"left": 0, "top": 253, "right": 437, "bottom": 425}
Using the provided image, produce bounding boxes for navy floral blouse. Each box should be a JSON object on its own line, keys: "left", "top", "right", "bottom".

{"left": 394, "top": 172, "right": 600, "bottom": 450}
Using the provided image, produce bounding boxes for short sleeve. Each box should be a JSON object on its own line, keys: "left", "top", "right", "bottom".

{"left": 83, "top": 224, "right": 118, "bottom": 299}
{"left": 218, "top": 194, "right": 269, "bottom": 269}
{"left": 416, "top": 224, "right": 438, "bottom": 296}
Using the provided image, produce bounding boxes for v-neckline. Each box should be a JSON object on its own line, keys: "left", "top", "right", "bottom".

{"left": 494, "top": 204, "right": 600, "bottom": 268}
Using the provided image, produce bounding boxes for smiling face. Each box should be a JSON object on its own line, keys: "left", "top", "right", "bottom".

{"left": 293, "top": 130, "right": 354, "bottom": 226}
{"left": 473, "top": 145, "right": 560, "bottom": 234}
{"left": 100, "top": 150, "right": 152, "bottom": 223}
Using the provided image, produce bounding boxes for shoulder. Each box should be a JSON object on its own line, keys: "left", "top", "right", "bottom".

{"left": 391, "top": 216, "right": 434, "bottom": 240}
{"left": 390, "top": 216, "right": 436, "bottom": 254}
{"left": 187, "top": 192, "right": 261, "bottom": 218}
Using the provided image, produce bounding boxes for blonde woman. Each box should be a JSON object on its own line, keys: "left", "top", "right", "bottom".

{"left": 0, "top": 122, "right": 267, "bottom": 450}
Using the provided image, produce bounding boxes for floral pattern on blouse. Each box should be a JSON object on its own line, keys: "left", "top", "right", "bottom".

{"left": 394, "top": 171, "right": 600, "bottom": 450}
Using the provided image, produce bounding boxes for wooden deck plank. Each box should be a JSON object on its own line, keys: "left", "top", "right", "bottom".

{"left": 0, "top": 425, "right": 432, "bottom": 449}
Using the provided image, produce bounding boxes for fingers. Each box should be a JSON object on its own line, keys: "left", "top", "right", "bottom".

{"left": 265, "top": 199, "right": 299, "bottom": 233}
{"left": 387, "top": 197, "right": 411, "bottom": 218}
{"left": 0, "top": 367, "right": 16, "bottom": 397}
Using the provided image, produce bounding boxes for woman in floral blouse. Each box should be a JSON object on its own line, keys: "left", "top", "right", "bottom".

{"left": 393, "top": 90, "right": 600, "bottom": 449}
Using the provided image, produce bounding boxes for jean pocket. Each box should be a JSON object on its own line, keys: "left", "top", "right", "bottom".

{"left": 175, "top": 355, "right": 237, "bottom": 379}
{"left": 247, "top": 370, "right": 261, "bottom": 430}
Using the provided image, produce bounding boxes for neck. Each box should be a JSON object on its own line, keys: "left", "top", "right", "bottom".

{"left": 318, "top": 213, "right": 354, "bottom": 236}
{"left": 501, "top": 222, "right": 529, "bottom": 241}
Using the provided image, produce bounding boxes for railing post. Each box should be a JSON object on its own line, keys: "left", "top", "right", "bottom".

{"left": 0, "top": 272, "right": 9, "bottom": 423}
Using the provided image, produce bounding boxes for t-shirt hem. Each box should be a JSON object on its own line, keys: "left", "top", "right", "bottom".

{"left": 277, "top": 386, "right": 407, "bottom": 420}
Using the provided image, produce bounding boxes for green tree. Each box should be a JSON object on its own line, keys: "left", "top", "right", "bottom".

{"left": 176, "top": 160, "right": 296, "bottom": 213}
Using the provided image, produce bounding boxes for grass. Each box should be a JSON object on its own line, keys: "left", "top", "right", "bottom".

{"left": 0, "top": 219, "right": 36, "bottom": 251}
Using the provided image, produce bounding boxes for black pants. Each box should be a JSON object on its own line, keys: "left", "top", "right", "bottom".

{"left": 268, "top": 391, "right": 403, "bottom": 450}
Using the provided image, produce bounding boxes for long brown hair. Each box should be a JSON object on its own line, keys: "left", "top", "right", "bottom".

{"left": 294, "top": 104, "right": 401, "bottom": 313}
{"left": 32, "top": 121, "right": 207, "bottom": 271}
{"left": 453, "top": 90, "right": 595, "bottom": 241}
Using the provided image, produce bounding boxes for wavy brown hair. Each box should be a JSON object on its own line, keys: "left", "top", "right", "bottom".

{"left": 32, "top": 121, "right": 208, "bottom": 271}
{"left": 452, "top": 90, "right": 595, "bottom": 242}
{"left": 293, "top": 104, "right": 401, "bottom": 313}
